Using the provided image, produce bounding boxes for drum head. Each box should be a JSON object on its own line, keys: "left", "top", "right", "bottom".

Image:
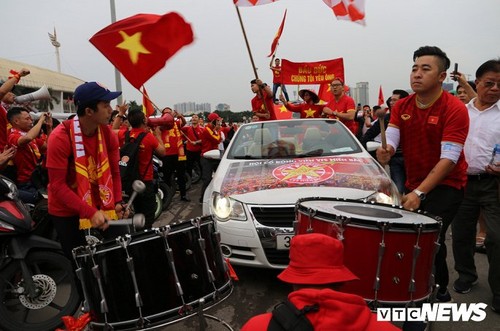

{"left": 298, "top": 198, "right": 440, "bottom": 229}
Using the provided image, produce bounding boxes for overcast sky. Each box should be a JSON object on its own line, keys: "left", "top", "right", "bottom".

{"left": 1, "top": 0, "right": 499, "bottom": 112}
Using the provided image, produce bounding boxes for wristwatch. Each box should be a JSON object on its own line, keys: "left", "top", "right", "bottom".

{"left": 412, "top": 189, "right": 426, "bottom": 200}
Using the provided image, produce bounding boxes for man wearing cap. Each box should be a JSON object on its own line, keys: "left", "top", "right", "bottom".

{"left": 251, "top": 78, "right": 276, "bottom": 121}
{"left": 199, "top": 112, "right": 222, "bottom": 203}
{"left": 46, "top": 81, "right": 126, "bottom": 258}
{"left": 279, "top": 89, "right": 325, "bottom": 118}
{"left": 323, "top": 78, "right": 358, "bottom": 135}
{"left": 241, "top": 233, "right": 400, "bottom": 331}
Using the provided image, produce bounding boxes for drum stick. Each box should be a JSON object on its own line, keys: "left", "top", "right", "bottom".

{"left": 108, "top": 214, "right": 145, "bottom": 229}
{"left": 377, "top": 113, "right": 387, "bottom": 150}
{"left": 126, "top": 180, "right": 146, "bottom": 212}
{"left": 377, "top": 113, "right": 391, "bottom": 174}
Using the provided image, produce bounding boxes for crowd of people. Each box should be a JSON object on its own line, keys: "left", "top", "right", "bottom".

{"left": 0, "top": 44, "right": 498, "bottom": 330}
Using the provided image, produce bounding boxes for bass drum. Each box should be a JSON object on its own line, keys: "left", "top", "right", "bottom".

{"left": 73, "top": 216, "right": 232, "bottom": 330}
{"left": 295, "top": 197, "right": 441, "bottom": 305}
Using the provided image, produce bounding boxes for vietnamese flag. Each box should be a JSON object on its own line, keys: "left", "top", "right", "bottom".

{"left": 268, "top": 10, "right": 287, "bottom": 57}
{"left": 234, "top": 0, "right": 279, "bottom": 6}
{"left": 90, "top": 12, "right": 194, "bottom": 89}
{"left": 322, "top": 0, "right": 366, "bottom": 25}
{"left": 378, "top": 85, "right": 385, "bottom": 106}
{"left": 273, "top": 103, "right": 293, "bottom": 120}
{"left": 142, "top": 86, "right": 155, "bottom": 117}
{"left": 318, "top": 83, "right": 333, "bottom": 104}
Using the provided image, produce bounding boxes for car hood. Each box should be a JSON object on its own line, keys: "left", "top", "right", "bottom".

{"left": 211, "top": 156, "right": 398, "bottom": 205}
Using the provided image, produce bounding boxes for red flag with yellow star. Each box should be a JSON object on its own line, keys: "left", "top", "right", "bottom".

{"left": 142, "top": 86, "right": 155, "bottom": 117}
{"left": 90, "top": 12, "right": 194, "bottom": 89}
{"left": 378, "top": 85, "right": 385, "bottom": 106}
{"left": 268, "top": 9, "right": 287, "bottom": 57}
{"left": 273, "top": 103, "right": 293, "bottom": 120}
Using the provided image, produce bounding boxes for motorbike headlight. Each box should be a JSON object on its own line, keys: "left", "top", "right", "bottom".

{"left": 211, "top": 192, "right": 246, "bottom": 222}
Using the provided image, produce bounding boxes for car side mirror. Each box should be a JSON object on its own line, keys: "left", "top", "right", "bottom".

{"left": 366, "top": 141, "right": 381, "bottom": 152}
{"left": 204, "top": 149, "right": 221, "bottom": 160}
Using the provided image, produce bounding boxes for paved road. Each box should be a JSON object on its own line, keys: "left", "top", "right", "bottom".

{"left": 152, "top": 182, "right": 500, "bottom": 331}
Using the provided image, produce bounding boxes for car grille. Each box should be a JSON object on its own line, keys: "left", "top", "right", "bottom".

{"left": 263, "top": 248, "right": 290, "bottom": 265}
{"left": 250, "top": 206, "right": 295, "bottom": 228}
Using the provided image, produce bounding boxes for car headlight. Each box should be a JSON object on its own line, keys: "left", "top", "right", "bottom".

{"left": 211, "top": 192, "right": 246, "bottom": 222}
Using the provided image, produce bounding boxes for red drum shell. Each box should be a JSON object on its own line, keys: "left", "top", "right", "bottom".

{"left": 295, "top": 198, "right": 440, "bottom": 304}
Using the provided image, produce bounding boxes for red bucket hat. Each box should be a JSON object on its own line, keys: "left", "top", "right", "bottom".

{"left": 278, "top": 233, "right": 358, "bottom": 285}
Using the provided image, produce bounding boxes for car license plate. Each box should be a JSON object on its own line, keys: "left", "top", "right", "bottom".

{"left": 276, "top": 234, "right": 294, "bottom": 250}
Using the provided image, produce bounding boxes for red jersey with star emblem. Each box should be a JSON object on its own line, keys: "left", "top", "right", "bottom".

{"left": 252, "top": 93, "right": 277, "bottom": 121}
{"left": 284, "top": 103, "right": 325, "bottom": 118}
{"left": 326, "top": 94, "right": 357, "bottom": 135}
{"left": 271, "top": 65, "right": 282, "bottom": 83}
{"left": 389, "top": 91, "right": 468, "bottom": 190}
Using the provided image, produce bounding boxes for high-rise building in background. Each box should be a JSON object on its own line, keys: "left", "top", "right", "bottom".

{"left": 351, "top": 82, "right": 370, "bottom": 106}
{"left": 173, "top": 102, "right": 211, "bottom": 114}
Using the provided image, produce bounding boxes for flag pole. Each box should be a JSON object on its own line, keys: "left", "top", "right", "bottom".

{"left": 234, "top": 5, "right": 259, "bottom": 79}
{"left": 139, "top": 88, "right": 161, "bottom": 116}
{"left": 234, "top": 4, "right": 271, "bottom": 117}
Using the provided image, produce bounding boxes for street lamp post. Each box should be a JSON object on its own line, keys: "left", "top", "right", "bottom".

{"left": 110, "top": 0, "right": 123, "bottom": 104}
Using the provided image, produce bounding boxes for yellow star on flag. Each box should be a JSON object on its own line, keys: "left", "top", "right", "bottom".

{"left": 279, "top": 105, "right": 288, "bottom": 113}
{"left": 117, "top": 31, "right": 151, "bottom": 64}
{"left": 304, "top": 108, "right": 316, "bottom": 118}
{"left": 280, "top": 165, "right": 324, "bottom": 181}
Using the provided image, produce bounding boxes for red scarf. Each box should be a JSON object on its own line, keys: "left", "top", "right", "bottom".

{"left": 69, "top": 117, "right": 117, "bottom": 229}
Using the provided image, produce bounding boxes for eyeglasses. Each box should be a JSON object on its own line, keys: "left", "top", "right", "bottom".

{"left": 330, "top": 83, "right": 342, "bottom": 88}
{"left": 481, "top": 81, "right": 500, "bottom": 89}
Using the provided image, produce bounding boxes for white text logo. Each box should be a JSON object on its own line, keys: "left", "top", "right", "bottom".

{"left": 377, "top": 303, "right": 487, "bottom": 322}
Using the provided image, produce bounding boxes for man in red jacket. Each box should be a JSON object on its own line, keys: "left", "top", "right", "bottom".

{"left": 241, "top": 233, "right": 400, "bottom": 331}
{"left": 199, "top": 112, "right": 222, "bottom": 203}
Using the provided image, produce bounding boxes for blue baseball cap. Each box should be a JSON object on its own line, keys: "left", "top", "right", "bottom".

{"left": 74, "top": 82, "right": 122, "bottom": 108}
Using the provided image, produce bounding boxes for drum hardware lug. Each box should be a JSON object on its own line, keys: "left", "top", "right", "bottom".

{"left": 306, "top": 208, "right": 316, "bottom": 233}
{"left": 186, "top": 249, "right": 194, "bottom": 255}
{"left": 158, "top": 225, "right": 171, "bottom": 238}
{"left": 191, "top": 273, "right": 199, "bottom": 280}
{"left": 408, "top": 225, "right": 422, "bottom": 298}
{"left": 393, "top": 277, "right": 400, "bottom": 284}
{"left": 116, "top": 234, "right": 132, "bottom": 249}
{"left": 396, "top": 252, "right": 404, "bottom": 260}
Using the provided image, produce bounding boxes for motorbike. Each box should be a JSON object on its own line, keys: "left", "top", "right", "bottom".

{"left": 0, "top": 175, "right": 81, "bottom": 331}
{"left": 153, "top": 155, "right": 174, "bottom": 211}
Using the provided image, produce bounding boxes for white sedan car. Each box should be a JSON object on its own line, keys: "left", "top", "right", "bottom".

{"left": 202, "top": 119, "right": 400, "bottom": 269}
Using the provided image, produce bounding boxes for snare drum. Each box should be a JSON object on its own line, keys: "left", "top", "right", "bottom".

{"left": 73, "top": 216, "right": 232, "bottom": 330}
{"left": 295, "top": 198, "right": 441, "bottom": 305}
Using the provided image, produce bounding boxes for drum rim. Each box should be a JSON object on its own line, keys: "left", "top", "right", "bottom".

{"left": 74, "top": 216, "right": 215, "bottom": 257}
{"left": 87, "top": 279, "right": 233, "bottom": 328}
{"left": 296, "top": 197, "right": 441, "bottom": 229}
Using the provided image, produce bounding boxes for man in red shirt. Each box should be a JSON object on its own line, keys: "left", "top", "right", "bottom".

{"left": 160, "top": 107, "right": 190, "bottom": 201}
{"left": 280, "top": 89, "right": 325, "bottom": 118}
{"left": 269, "top": 56, "right": 289, "bottom": 103}
{"left": 377, "top": 46, "right": 469, "bottom": 308}
{"left": 181, "top": 114, "right": 203, "bottom": 182}
{"left": 0, "top": 68, "right": 30, "bottom": 178}
{"left": 46, "top": 82, "right": 125, "bottom": 258}
{"left": 117, "top": 109, "right": 165, "bottom": 227}
{"left": 7, "top": 107, "right": 52, "bottom": 203}
{"left": 251, "top": 79, "right": 276, "bottom": 121}
{"left": 323, "top": 78, "right": 358, "bottom": 135}
{"left": 199, "top": 112, "right": 222, "bottom": 203}
{"left": 241, "top": 234, "right": 400, "bottom": 331}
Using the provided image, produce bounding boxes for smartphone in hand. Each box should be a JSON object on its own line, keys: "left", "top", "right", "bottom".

{"left": 452, "top": 63, "right": 459, "bottom": 81}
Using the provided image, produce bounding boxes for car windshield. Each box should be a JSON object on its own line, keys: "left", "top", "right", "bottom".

{"left": 227, "top": 119, "right": 362, "bottom": 159}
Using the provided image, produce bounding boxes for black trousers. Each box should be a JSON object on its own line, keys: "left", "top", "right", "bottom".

{"left": 200, "top": 157, "right": 220, "bottom": 202}
{"left": 416, "top": 185, "right": 464, "bottom": 293}
{"left": 186, "top": 150, "right": 201, "bottom": 178}
{"left": 132, "top": 180, "right": 156, "bottom": 228}
{"left": 162, "top": 155, "right": 187, "bottom": 196}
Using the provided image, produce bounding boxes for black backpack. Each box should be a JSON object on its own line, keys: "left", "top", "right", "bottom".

{"left": 119, "top": 131, "right": 147, "bottom": 195}
{"left": 268, "top": 300, "right": 318, "bottom": 331}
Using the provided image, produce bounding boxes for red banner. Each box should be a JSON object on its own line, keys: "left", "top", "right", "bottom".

{"left": 280, "top": 58, "right": 344, "bottom": 85}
